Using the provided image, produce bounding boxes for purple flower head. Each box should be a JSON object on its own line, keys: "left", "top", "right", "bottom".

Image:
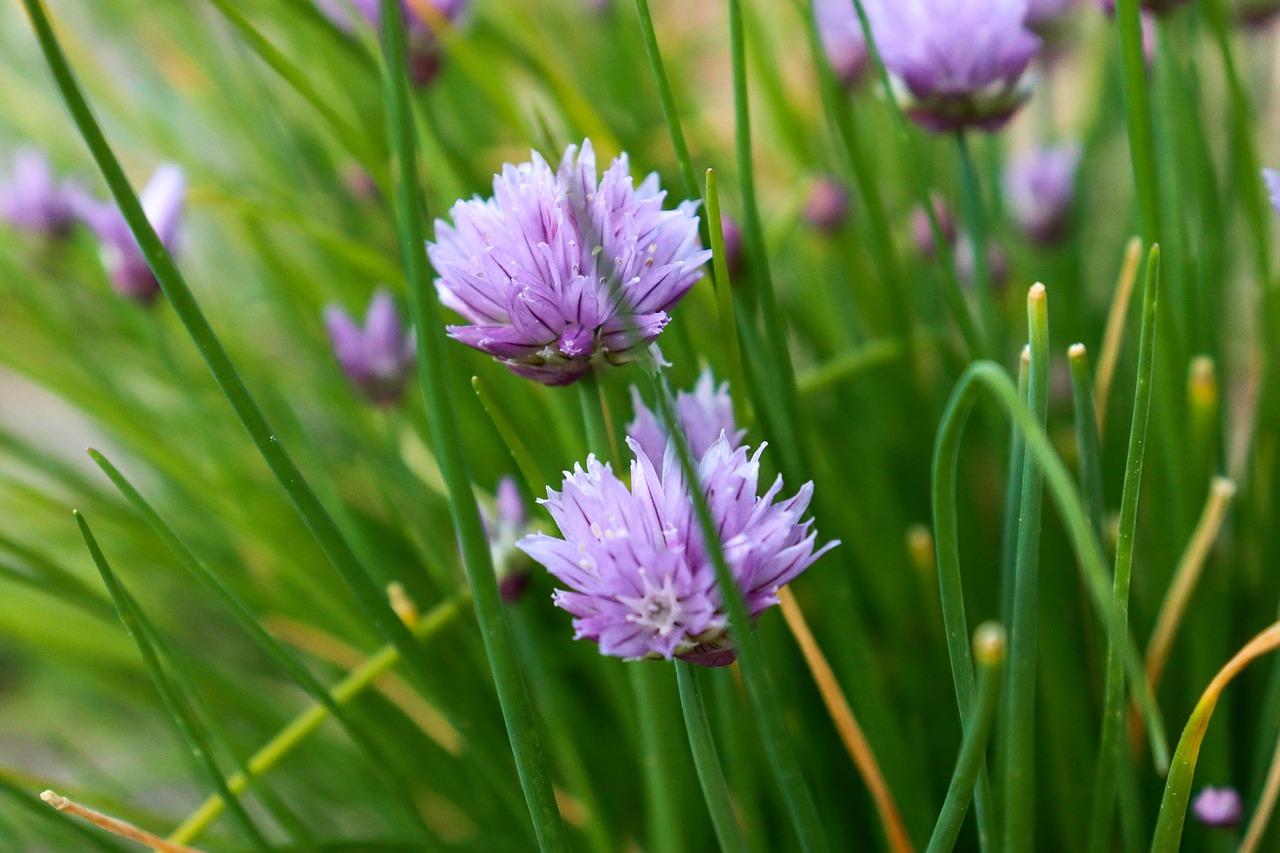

{"left": 1192, "top": 786, "right": 1243, "bottom": 829}
{"left": 430, "top": 140, "right": 711, "bottom": 386}
{"left": 0, "top": 148, "right": 79, "bottom": 238}
{"left": 815, "top": 0, "right": 870, "bottom": 88}
{"left": 627, "top": 370, "right": 746, "bottom": 466}
{"left": 866, "top": 0, "right": 1041, "bottom": 132}
{"left": 483, "top": 477, "right": 534, "bottom": 602}
{"left": 719, "top": 215, "right": 745, "bottom": 280}
{"left": 911, "top": 192, "right": 957, "bottom": 258}
{"left": 1263, "top": 168, "right": 1280, "bottom": 217}
{"left": 76, "top": 163, "right": 185, "bottom": 303}
{"left": 325, "top": 289, "right": 416, "bottom": 405}
{"left": 1238, "top": 0, "right": 1280, "bottom": 26}
{"left": 314, "top": 0, "right": 469, "bottom": 85}
{"left": 1004, "top": 142, "right": 1081, "bottom": 244}
{"left": 518, "top": 437, "right": 836, "bottom": 665}
{"left": 803, "top": 176, "right": 852, "bottom": 234}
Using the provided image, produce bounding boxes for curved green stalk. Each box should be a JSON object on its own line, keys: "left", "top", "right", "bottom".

{"left": 1000, "top": 285, "right": 1050, "bottom": 853}
{"left": 1089, "top": 247, "right": 1161, "bottom": 853}
{"left": 377, "top": 4, "right": 567, "bottom": 849}
{"left": 676, "top": 661, "right": 749, "bottom": 852}
{"left": 169, "top": 594, "right": 469, "bottom": 845}
{"left": 927, "top": 623, "right": 1007, "bottom": 853}
{"left": 651, "top": 376, "right": 830, "bottom": 853}
{"left": 704, "top": 170, "right": 751, "bottom": 426}
{"left": 19, "top": 0, "right": 439, "bottom": 715}
{"left": 931, "top": 362, "right": 1170, "bottom": 790}
{"left": 74, "top": 513, "right": 270, "bottom": 851}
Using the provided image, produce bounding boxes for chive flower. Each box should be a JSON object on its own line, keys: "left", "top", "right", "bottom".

{"left": 627, "top": 370, "right": 746, "bottom": 467}
{"left": 518, "top": 432, "right": 835, "bottom": 666}
{"left": 1004, "top": 142, "right": 1080, "bottom": 244}
{"left": 75, "top": 163, "right": 185, "bottom": 303}
{"left": 324, "top": 289, "right": 416, "bottom": 405}
{"left": 1026, "top": 0, "right": 1076, "bottom": 28}
{"left": 429, "top": 140, "right": 711, "bottom": 386}
{"left": 1191, "top": 786, "right": 1243, "bottom": 829}
{"left": 484, "top": 477, "right": 534, "bottom": 603}
{"left": 314, "top": 0, "right": 468, "bottom": 85}
{"left": 865, "top": 0, "right": 1041, "bottom": 132}
{"left": 1263, "top": 168, "right": 1280, "bottom": 216}
{"left": 0, "top": 148, "right": 79, "bottom": 238}
{"left": 803, "top": 176, "right": 852, "bottom": 234}
{"left": 815, "top": 0, "right": 870, "bottom": 88}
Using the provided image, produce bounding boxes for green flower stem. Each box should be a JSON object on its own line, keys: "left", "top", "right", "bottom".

{"left": 932, "top": 361, "right": 1171, "bottom": 804}
{"left": 169, "top": 594, "right": 470, "bottom": 845}
{"left": 1151, "top": 622, "right": 1280, "bottom": 852}
{"left": 704, "top": 170, "right": 752, "bottom": 426}
{"left": 651, "top": 376, "right": 831, "bottom": 853}
{"left": 577, "top": 374, "right": 685, "bottom": 853}
{"left": 87, "top": 449, "right": 434, "bottom": 842}
{"left": 955, "top": 132, "right": 997, "bottom": 352}
{"left": 1089, "top": 247, "right": 1161, "bottom": 853}
{"left": 473, "top": 375, "right": 552, "bottom": 499}
{"left": 1115, "top": 0, "right": 1162, "bottom": 246}
{"left": 1001, "top": 285, "right": 1050, "bottom": 853}
{"left": 73, "top": 513, "right": 270, "bottom": 851}
{"left": 631, "top": 0, "right": 698, "bottom": 199}
{"left": 675, "top": 661, "right": 749, "bottom": 852}
{"left": 999, "top": 354, "right": 1030, "bottom": 629}
{"left": 1067, "top": 346, "right": 1107, "bottom": 537}
{"left": 728, "top": 0, "right": 802, "bottom": 443}
{"left": 377, "top": 5, "right": 567, "bottom": 850}
{"left": 847, "top": 0, "right": 986, "bottom": 359}
{"left": 927, "top": 623, "right": 1007, "bottom": 853}
{"left": 19, "top": 0, "right": 439, "bottom": 710}
{"left": 797, "top": 337, "right": 913, "bottom": 399}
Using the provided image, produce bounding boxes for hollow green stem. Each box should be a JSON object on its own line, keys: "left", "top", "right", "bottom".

{"left": 378, "top": 5, "right": 566, "bottom": 849}
{"left": 676, "top": 661, "right": 749, "bottom": 852}
{"left": 955, "top": 132, "right": 996, "bottom": 352}
{"left": 651, "top": 375, "right": 830, "bottom": 852}
{"left": 19, "top": 0, "right": 438, "bottom": 714}
{"left": 1115, "top": 0, "right": 1162, "bottom": 246}
{"left": 169, "top": 594, "right": 469, "bottom": 845}
{"left": 74, "top": 513, "right": 270, "bottom": 851}
{"left": 1089, "top": 247, "right": 1161, "bottom": 853}
{"left": 705, "top": 170, "right": 751, "bottom": 426}
{"left": 1067, "top": 346, "right": 1107, "bottom": 537}
{"left": 927, "top": 623, "right": 1007, "bottom": 853}
{"left": 631, "top": 0, "right": 698, "bottom": 199}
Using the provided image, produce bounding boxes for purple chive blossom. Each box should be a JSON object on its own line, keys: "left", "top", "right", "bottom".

{"left": 518, "top": 437, "right": 836, "bottom": 665}
{"left": 803, "top": 176, "right": 852, "bottom": 234}
{"left": 1192, "top": 787, "right": 1243, "bottom": 829}
{"left": 75, "top": 163, "right": 185, "bottom": 303}
{"left": 627, "top": 370, "right": 746, "bottom": 466}
{"left": 314, "top": 0, "right": 469, "bottom": 85}
{"left": 1263, "top": 168, "right": 1280, "bottom": 216}
{"left": 0, "top": 148, "right": 79, "bottom": 238}
{"left": 1004, "top": 142, "right": 1081, "bottom": 244}
{"left": 324, "top": 289, "right": 416, "bottom": 405}
{"left": 484, "top": 477, "right": 534, "bottom": 602}
{"left": 865, "top": 0, "right": 1041, "bottom": 132}
{"left": 719, "top": 215, "right": 744, "bottom": 280}
{"left": 815, "top": 0, "right": 870, "bottom": 88}
{"left": 429, "top": 140, "right": 711, "bottom": 386}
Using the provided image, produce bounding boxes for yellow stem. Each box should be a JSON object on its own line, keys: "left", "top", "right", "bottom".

{"left": 778, "top": 587, "right": 914, "bottom": 853}
{"left": 1095, "top": 236, "right": 1143, "bottom": 434}
{"left": 43, "top": 790, "right": 205, "bottom": 853}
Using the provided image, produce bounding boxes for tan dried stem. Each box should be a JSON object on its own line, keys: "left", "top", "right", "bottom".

{"left": 778, "top": 587, "right": 914, "bottom": 853}
{"left": 41, "top": 790, "right": 206, "bottom": 853}
{"left": 1242, "top": 730, "right": 1280, "bottom": 853}
{"left": 1095, "top": 236, "right": 1143, "bottom": 434}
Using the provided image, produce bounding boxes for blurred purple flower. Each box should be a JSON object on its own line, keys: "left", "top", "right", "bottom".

{"left": 815, "top": 0, "right": 870, "bottom": 88}
{"left": 955, "top": 234, "right": 1010, "bottom": 289}
{"left": 1238, "top": 0, "right": 1280, "bottom": 26}
{"left": 1192, "top": 786, "right": 1243, "bottom": 829}
{"left": 865, "top": 0, "right": 1041, "bottom": 132}
{"left": 429, "top": 140, "right": 710, "bottom": 386}
{"left": 314, "top": 0, "right": 469, "bottom": 85}
{"left": 627, "top": 370, "right": 746, "bottom": 467}
{"left": 484, "top": 477, "right": 534, "bottom": 602}
{"left": 911, "top": 192, "right": 957, "bottom": 258}
{"left": 803, "top": 176, "right": 852, "bottom": 234}
{"left": 0, "top": 148, "right": 79, "bottom": 238}
{"left": 1004, "top": 142, "right": 1081, "bottom": 244}
{"left": 518, "top": 436, "right": 835, "bottom": 665}
{"left": 325, "top": 289, "right": 416, "bottom": 405}
{"left": 76, "top": 163, "right": 185, "bottom": 303}
{"left": 1026, "top": 0, "right": 1076, "bottom": 27}
{"left": 1263, "top": 168, "right": 1280, "bottom": 216}
{"left": 719, "top": 215, "right": 744, "bottom": 280}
